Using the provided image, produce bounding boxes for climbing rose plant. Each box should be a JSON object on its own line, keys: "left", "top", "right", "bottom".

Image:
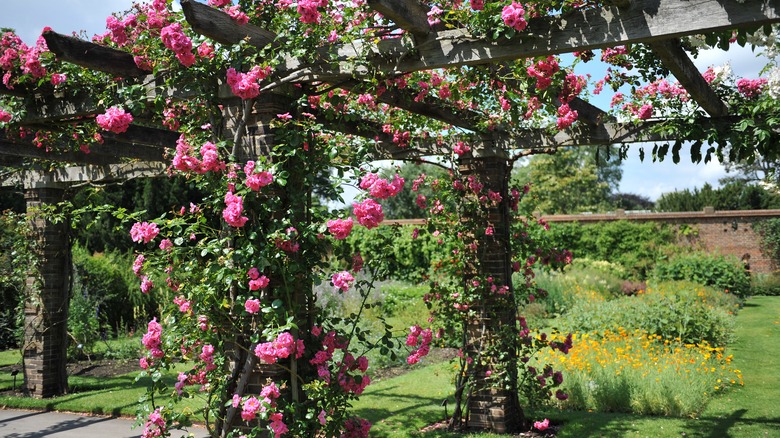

{"left": 1, "top": 0, "right": 780, "bottom": 436}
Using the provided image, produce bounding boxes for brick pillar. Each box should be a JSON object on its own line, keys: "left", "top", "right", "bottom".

{"left": 459, "top": 154, "right": 523, "bottom": 433}
{"left": 22, "top": 186, "right": 70, "bottom": 398}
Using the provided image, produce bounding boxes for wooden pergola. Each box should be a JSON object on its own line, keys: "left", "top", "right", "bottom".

{"left": 2, "top": 0, "right": 779, "bottom": 433}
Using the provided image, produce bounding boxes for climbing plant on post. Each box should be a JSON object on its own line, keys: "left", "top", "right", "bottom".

{"left": 2, "top": 0, "right": 780, "bottom": 436}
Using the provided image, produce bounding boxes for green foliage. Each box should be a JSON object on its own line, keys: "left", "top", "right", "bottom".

{"left": 333, "top": 224, "right": 448, "bottom": 283}
{"left": 656, "top": 181, "right": 780, "bottom": 212}
{"left": 547, "top": 220, "right": 676, "bottom": 280}
{"left": 748, "top": 273, "right": 780, "bottom": 296}
{"left": 0, "top": 212, "right": 33, "bottom": 350}
{"left": 71, "top": 245, "right": 155, "bottom": 337}
{"left": 512, "top": 147, "right": 620, "bottom": 214}
{"left": 651, "top": 253, "right": 751, "bottom": 297}
{"left": 556, "top": 281, "right": 739, "bottom": 346}
{"left": 522, "top": 259, "right": 626, "bottom": 317}
{"left": 67, "top": 290, "right": 101, "bottom": 359}
{"left": 753, "top": 218, "right": 780, "bottom": 267}
{"left": 70, "top": 177, "right": 202, "bottom": 254}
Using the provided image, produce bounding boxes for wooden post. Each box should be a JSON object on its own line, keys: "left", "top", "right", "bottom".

{"left": 220, "top": 92, "right": 313, "bottom": 435}
{"left": 458, "top": 153, "right": 523, "bottom": 433}
{"left": 22, "top": 185, "right": 70, "bottom": 398}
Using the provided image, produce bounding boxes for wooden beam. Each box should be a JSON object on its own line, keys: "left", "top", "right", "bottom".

{"left": 286, "top": 0, "right": 780, "bottom": 79}
{"left": 181, "top": 0, "right": 276, "bottom": 47}
{"left": 43, "top": 30, "right": 150, "bottom": 78}
{"left": 340, "top": 80, "right": 487, "bottom": 132}
{"left": 309, "top": 109, "right": 426, "bottom": 159}
{"left": 0, "top": 141, "right": 121, "bottom": 166}
{"left": 0, "top": 138, "right": 166, "bottom": 165}
{"left": 3, "top": 162, "right": 167, "bottom": 188}
{"left": 102, "top": 125, "right": 180, "bottom": 148}
{"left": 366, "top": 0, "right": 432, "bottom": 37}
{"left": 648, "top": 38, "right": 729, "bottom": 117}
{"left": 20, "top": 91, "right": 100, "bottom": 124}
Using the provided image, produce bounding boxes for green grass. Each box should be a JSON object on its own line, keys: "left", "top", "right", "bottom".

{"left": 351, "top": 361, "right": 455, "bottom": 437}
{"left": 349, "top": 296, "right": 780, "bottom": 437}
{"left": 1, "top": 297, "right": 778, "bottom": 437}
{"left": 0, "top": 361, "right": 200, "bottom": 418}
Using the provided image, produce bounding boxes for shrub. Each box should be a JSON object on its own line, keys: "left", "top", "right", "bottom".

{"left": 547, "top": 221, "right": 676, "bottom": 280}
{"left": 522, "top": 259, "right": 625, "bottom": 316}
{"left": 650, "top": 253, "right": 751, "bottom": 297}
{"left": 556, "top": 281, "right": 739, "bottom": 346}
{"left": 71, "top": 245, "right": 155, "bottom": 337}
{"left": 749, "top": 273, "right": 780, "bottom": 296}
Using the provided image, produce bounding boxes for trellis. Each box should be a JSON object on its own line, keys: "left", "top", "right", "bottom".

{"left": 2, "top": 0, "right": 780, "bottom": 433}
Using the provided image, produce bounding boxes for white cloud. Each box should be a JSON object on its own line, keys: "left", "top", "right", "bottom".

{"left": 1, "top": 0, "right": 138, "bottom": 44}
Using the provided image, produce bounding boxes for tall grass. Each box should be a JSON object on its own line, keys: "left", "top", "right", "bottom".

{"left": 536, "top": 329, "right": 743, "bottom": 417}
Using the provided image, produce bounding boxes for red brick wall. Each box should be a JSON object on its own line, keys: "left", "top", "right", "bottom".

{"left": 542, "top": 208, "right": 780, "bottom": 274}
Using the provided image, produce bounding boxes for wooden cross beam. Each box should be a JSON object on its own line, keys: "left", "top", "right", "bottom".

{"left": 366, "top": 0, "right": 432, "bottom": 38}
{"left": 300, "top": 0, "right": 780, "bottom": 78}
{"left": 1, "top": 161, "right": 168, "bottom": 187}
{"left": 648, "top": 38, "right": 730, "bottom": 117}
{"left": 42, "top": 30, "right": 151, "bottom": 78}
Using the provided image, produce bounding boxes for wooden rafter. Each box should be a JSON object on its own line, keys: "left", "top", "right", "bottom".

{"left": 181, "top": 0, "right": 276, "bottom": 48}
{"left": 649, "top": 38, "right": 729, "bottom": 117}
{"left": 366, "top": 0, "right": 432, "bottom": 38}
{"left": 340, "top": 80, "right": 486, "bottom": 132}
{"left": 2, "top": 161, "right": 168, "bottom": 187}
{"left": 286, "top": 0, "right": 780, "bottom": 78}
{"left": 42, "top": 30, "right": 150, "bottom": 78}
{"left": 310, "top": 110, "right": 427, "bottom": 159}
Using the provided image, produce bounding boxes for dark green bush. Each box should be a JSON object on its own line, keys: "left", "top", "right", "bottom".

{"left": 557, "top": 281, "right": 739, "bottom": 346}
{"left": 332, "top": 224, "right": 452, "bottom": 283}
{"left": 71, "top": 245, "right": 155, "bottom": 338}
{"left": 650, "top": 253, "right": 751, "bottom": 297}
{"left": 547, "top": 220, "right": 676, "bottom": 280}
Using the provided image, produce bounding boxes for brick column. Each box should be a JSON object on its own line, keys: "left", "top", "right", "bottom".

{"left": 459, "top": 154, "right": 523, "bottom": 433}
{"left": 22, "top": 186, "right": 70, "bottom": 398}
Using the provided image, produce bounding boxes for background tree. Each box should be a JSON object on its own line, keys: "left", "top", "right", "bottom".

{"left": 610, "top": 192, "right": 655, "bottom": 210}
{"left": 512, "top": 146, "right": 622, "bottom": 214}
{"left": 379, "top": 161, "right": 451, "bottom": 219}
{"left": 656, "top": 181, "right": 780, "bottom": 212}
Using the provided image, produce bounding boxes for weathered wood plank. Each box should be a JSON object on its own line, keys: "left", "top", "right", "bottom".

{"left": 649, "top": 38, "right": 729, "bottom": 117}
{"left": 0, "top": 141, "right": 121, "bottom": 166}
{"left": 2, "top": 162, "right": 167, "bottom": 188}
{"left": 367, "top": 0, "right": 432, "bottom": 37}
{"left": 102, "top": 125, "right": 180, "bottom": 148}
{"left": 340, "top": 80, "right": 486, "bottom": 132}
{"left": 21, "top": 91, "right": 100, "bottom": 123}
{"left": 292, "top": 0, "right": 780, "bottom": 79}
{"left": 181, "top": 0, "right": 276, "bottom": 47}
{"left": 43, "top": 30, "right": 150, "bottom": 78}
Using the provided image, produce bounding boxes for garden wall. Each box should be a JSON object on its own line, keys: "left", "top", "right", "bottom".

{"left": 541, "top": 208, "right": 780, "bottom": 275}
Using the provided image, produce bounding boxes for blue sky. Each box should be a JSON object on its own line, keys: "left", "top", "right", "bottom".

{"left": 2, "top": 1, "right": 770, "bottom": 202}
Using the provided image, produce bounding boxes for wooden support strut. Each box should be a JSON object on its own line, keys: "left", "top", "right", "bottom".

{"left": 648, "top": 38, "right": 730, "bottom": 117}
{"left": 42, "top": 30, "right": 150, "bottom": 78}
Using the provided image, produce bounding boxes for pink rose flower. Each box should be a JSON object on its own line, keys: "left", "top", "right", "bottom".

{"left": 96, "top": 106, "right": 133, "bottom": 133}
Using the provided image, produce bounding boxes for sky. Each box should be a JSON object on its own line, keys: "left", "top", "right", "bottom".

{"left": 1, "top": 1, "right": 771, "bottom": 202}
